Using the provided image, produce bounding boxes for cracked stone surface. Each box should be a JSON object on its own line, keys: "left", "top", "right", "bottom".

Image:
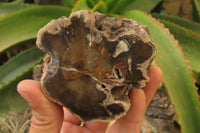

{"left": 36, "top": 10, "right": 156, "bottom": 122}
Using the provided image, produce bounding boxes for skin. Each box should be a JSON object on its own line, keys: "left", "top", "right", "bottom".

{"left": 17, "top": 65, "right": 162, "bottom": 133}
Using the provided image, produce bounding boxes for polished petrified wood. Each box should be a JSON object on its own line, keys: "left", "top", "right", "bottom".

{"left": 36, "top": 10, "right": 156, "bottom": 122}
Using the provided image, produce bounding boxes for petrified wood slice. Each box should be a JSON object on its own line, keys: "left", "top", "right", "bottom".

{"left": 36, "top": 10, "right": 156, "bottom": 122}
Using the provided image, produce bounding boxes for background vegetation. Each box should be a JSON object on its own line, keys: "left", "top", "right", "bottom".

{"left": 0, "top": 0, "right": 200, "bottom": 132}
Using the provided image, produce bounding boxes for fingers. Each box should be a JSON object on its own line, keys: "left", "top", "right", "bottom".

{"left": 84, "top": 121, "right": 109, "bottom": 133}
{"left": 60, "top": 107, "right": 82, "bottom": 133}
{"left": 108, "top": 65, "right": 163, "bottom": 133}
{"left": 142, "top": 65, "right": 163, "bottom": 107}
{"left": 61, "top": 121, "right": 109, "bottom": 133}
{"left": 108, "top": 89, "right": 146, "bottom": 133}
{"left": 61, "top": 107, "right": 109, "bottom": 133}
{"left": 61, "top": 122, "right": 93, "bottom": 133}
{"left": 17, "top": 80, "right": 63, "bottom": 133}
{"left": 16, "top": 65, "right": 162, "bottom": 133}
{"left": 63, "top": 107, "right": 81, "bottom": 125}
{"left": 85, "top": 65, "right": 162, "bottom": 133}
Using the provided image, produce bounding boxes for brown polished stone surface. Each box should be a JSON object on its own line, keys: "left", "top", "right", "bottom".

{"left": 36, "top": 10, "right": 156, "bottom": 122}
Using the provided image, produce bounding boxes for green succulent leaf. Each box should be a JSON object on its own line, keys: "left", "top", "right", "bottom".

{"left": 92, "top": 1, "right": 107, "bottom": 13}
{"left": 0, "top": 6, "right": 70, "bottom": 54}
{"left": 104, "top": 0, "right": 135, "bottom": 13}
{"left": 63, "top": 0, "right": 77, "bottom": 10}
{"left": 0, "top": 47, "right": 44, "bottom": 113}
{"left": 122, "top": 10, "right": 200, "bottom": 133}
{"left": 103, "top": 0, "right": 116, "bottom": 11}
{"left": 193, "top": 70, "right": 200, "bottom": 85}
{"left": 121, "top": 0, "right": 162, "bottom": 13}
{"left": 0, "top": 0, "right": 9, "bottom": 2}
{"left": 34, "top": 0, "right": 63, "bottom": 5}
{"left": 152, "top": 13, "right": 200, "bottom": 35}
{"left": 159, "top": 19, "right": 200, "bottom": 72}
{"left": 0, "top": 69, "right": 31, "bottom": 113}
{"left": 72, "top": 0, "right": 91, "bottom": 12}
{"left": 193, "top": 0, "right": 200, "bottom": 22}
{"left": 86, "top": 0, "right": 101, "bottom": 8}
{"left": 0, "top": 2, "right": 35, "bottom": 17}
{"left": 0, "top": 47, "right": 44, "bottom": 90}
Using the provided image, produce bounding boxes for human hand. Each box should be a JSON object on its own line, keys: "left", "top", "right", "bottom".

{"left": 17, "top": 65, "right": 162, "bottom": 133}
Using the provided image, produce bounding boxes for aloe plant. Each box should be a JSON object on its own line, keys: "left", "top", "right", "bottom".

{"left": 0, "top": 0, "right": 200, "bottom": 133}
{"left": 193, "top": 0, "right": 200, "bottom": 22}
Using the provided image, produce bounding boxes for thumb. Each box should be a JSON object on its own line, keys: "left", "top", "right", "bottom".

{"left": 17, "top": 80, "right": 63, "bottom": 133}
